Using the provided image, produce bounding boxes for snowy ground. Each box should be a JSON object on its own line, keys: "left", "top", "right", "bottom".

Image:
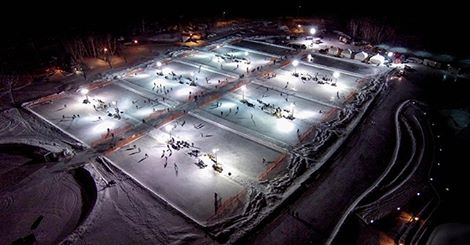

{"left": 7, "top": 36, "right": 389, "bottom": 244}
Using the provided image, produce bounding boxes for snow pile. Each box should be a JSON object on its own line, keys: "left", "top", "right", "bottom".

{"left": 207, "top": 188, "right": 267, "bottom": 242}
{"left": 0, "top": 108, "right": 76, "bottom": 157}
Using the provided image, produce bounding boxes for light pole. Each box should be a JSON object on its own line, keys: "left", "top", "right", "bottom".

{"left": 290, "top": 103, "right": 295, "bottom": 118}
{"left": 212, "top": 148, "right": 219, "bottom": 163}
{"left": 309, "top": 27, "right": 316, "bottom": 35}
{"left": 112, "top": 100, "right": 119, "bottom": 110}
{"left": 333, "top": 71, "right": 340, "bottom": 83}
{"left": 241, "top": 85, "right": 247, "bottom": 100}
{"left": 166, "top": 124, "right": 174, "bottom": 139}
{"left": 81, "top": 88, "right": 89, "bottom": 103}
{"left": 292, "top": 60, "right": 299, "bottom": 74}
{"left": 310, "top": 27, "right": 317, "bottom": 47}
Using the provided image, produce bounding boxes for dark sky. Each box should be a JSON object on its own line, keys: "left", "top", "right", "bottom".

{"left": 1, "top": 0, "right": 468, "bottom": 55}
{"left": 4, "top": 0, "right": 466, "bottom": 28}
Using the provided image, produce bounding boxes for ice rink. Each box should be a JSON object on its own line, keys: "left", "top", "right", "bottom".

{"left": 26, "top": 39, "right": 380, "bottom": 229}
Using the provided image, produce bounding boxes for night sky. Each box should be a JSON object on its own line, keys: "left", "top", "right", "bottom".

{"left": 1, "top": 0, "right": 468, "bottom": 56}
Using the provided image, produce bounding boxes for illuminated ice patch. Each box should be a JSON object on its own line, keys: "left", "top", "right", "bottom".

{"left": 276, "top": 118, "right": 295, "bottom": 133}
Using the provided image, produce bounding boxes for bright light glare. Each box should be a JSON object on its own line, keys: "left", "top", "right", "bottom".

{"left": 162, "top": 68, "right": 172, "bottom": 74}
{"left": 93, "top": 120, "right": 115, "bottom": 134}
{"left": 244, "top": 51, "right": 249, "bottom": 56}
{"left": 212, "top": 148, "right": 219, "bottom": 153}
{"left": 157, "top": 134, "right": 171, "bottom": 144}
{"left": 175, "top": 86, "right": 195, "bottom": 97}
{"left": 80, "top": 88, "right": 89, "bottom": 95}
{"left": 296, "top": 110, "right": 317, "bottom": 119}
{"left": 333, "top": 71, "right": 340, "bottom": 78}
{"left": 276, "top": 118, "right": 295, "bottom": 133}
{"left": 165, "top": 124, "right": 174, "bottom": 132}
{"left": 292, "top": 60, "right": 299, "bottom": 67}
{"left": 387, "top": 52, "right": 394, "bottom": 57}
{"left": 241, "top": 85, "right": 247, "bottom": 91}
{"left": 310, "top": 27, "right": 316, "bottom": 35}
{"left": 157, "top": 61, "right": 162, "bottom": 67}
{"left": 135, "top": 73, "right": 150, "bottom": 79}
{"left": 220, "top": 101, "right": 237, "bottom": 109}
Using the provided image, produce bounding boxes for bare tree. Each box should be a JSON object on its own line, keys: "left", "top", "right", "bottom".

{"left": 348, "top": 19, "right": 360, "bottom": 39}
{"left": 347, "top": 18, "right": 396, "bottom": 44}
{"left": 0, "top": 74, "right": 31, "bottom": 105}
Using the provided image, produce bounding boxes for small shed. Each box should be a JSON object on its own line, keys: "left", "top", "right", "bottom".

{"left": 353, "top": 51, "right": 368, "bottom": 61}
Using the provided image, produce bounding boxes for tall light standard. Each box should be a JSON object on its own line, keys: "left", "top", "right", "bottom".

{"left": 212, "top": 148, "right": 219, "bottom": 163}
{"left": 309, "top": 27, "right": 316, "bottom": 35}
{"left": 289, "top": 103, "right": 295, "bottom": 118}
{"left": 292, "top": 60, "right": 299, "bottom": 74}
{"left": 241, "top": 85, "right": 247, "bottom": 100}
{"left": 333, "top": 71, "right": 340, "bottom": 83}
{"left": 310, "top": 27, "right": 317, "bottom": 47}
{"left": 166, "top": 124, "right": 174, "bottom": 139}
{"left": 81, "top": 88, "right": 89, "bottom": 103}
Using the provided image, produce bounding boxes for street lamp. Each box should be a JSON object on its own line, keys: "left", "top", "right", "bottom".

{"left": 241, "top": 85, "right": 247, "bottom": 100}
{"left": 289, "top": 103, "right": 295, "bottom": 117}
{"left": 157, "top": 61, "right": 162, "bottom": 67}
{"left": 309, "top": 27, "right": 316, "bottom": 35}
{"left": 292, "top": 60, "right": 299, "bottom": 74}
{"left": 333, "top": 71, "right": 340, "bottom": 79}
{"left": 81, "top": 88, "right": 89, "bottom": 103}
{"left": 387, "top": 52, "right": 394, "bottom": 58}
{"left": 212, "top": 148, "right": 219, "bottom": 163}
{"left": 103, "top": 48, "right": 108, "bottom": 52}
{"left": 333, "top": 71, "right": 340, "bottom": 83}
{"left": 166, "top": 124, "right": 174, "bottom": 139}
